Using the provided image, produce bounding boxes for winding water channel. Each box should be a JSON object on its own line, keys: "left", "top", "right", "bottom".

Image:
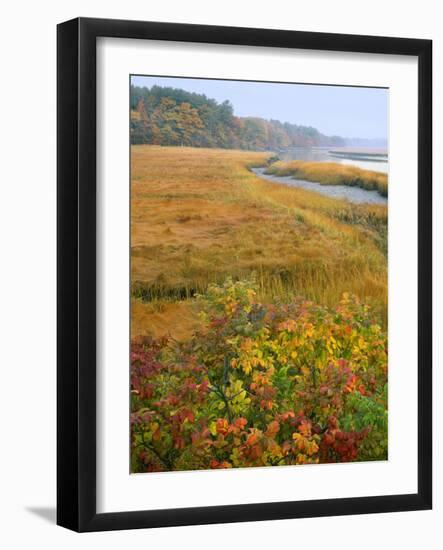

{"left": 251, "top": 167, "right": 387, "bottom": 206}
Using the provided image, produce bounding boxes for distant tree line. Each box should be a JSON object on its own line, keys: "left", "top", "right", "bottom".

{"left": 130, "top": 85, "right": 346, "bottom": 150}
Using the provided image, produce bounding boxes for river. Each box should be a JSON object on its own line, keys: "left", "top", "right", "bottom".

{"left": 277, "top": 146, "right": 389, "bottom": 175}
{"left": 251, "top": 167, "right": 387, "bottom": 206}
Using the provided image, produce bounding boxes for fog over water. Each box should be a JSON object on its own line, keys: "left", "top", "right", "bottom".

{"left": 279, "top": 147, "right": 388, "bottom": 174}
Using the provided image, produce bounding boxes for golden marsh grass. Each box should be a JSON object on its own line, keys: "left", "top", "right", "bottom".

{"left": 266, "top": 160, "right": 388, "bottom": 197}
{"left": 131, "top": 146, "right": 387, "bottom": 339}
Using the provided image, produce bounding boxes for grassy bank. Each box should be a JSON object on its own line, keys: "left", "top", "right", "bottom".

{"left": 265, "top": 160, "right": 388, "bottom": 197}
{"left": 131, "top": 146, "right": 387, "bottom": 339}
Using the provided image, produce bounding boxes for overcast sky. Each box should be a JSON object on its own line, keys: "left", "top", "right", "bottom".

{"left": 131, "top": 75, "right": 388, "bottom": 141}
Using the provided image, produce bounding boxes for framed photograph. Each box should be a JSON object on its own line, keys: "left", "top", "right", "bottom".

{"left": 57, "top": 17, "right": 432, "bottom": 532}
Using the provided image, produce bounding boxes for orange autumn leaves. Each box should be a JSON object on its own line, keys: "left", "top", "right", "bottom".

{"left": 208, "top": 414, "right": 320, "bottom": 469}
{"left": 131, "top": 277, "right": 388, "bottom": 473}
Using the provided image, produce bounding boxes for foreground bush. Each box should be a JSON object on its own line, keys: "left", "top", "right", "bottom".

{"left": 131, "top": 277, "right": 388, "bottom": 472}
{"left": 266, "top": 160, "right": 388, "bottom": 197}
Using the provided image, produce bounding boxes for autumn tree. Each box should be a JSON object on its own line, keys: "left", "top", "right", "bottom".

{"left": 175, "top": 102, "right": 204, "bottom": 146}
{"left": 130, "top": 99, "right": 149, "bottom": 144}
{"left": 130, "top": 84, "right": 347, "bottom": 149}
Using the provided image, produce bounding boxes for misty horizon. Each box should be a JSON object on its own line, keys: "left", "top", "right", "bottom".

{"left": 131, "top": 75, "right": 388, "bottom": 144}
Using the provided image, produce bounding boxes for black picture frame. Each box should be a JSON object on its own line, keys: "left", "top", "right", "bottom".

{"left": 57, "top": 17, "right": 432, "bottom": 532}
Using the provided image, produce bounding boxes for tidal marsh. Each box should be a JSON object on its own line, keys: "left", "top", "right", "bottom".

{"left": 131, "top": 146, "right": 387, "bottom": 340}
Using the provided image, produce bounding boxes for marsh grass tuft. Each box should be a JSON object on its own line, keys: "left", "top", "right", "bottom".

{"left": 266, "top": 160, "right": 388, "bottom": 197}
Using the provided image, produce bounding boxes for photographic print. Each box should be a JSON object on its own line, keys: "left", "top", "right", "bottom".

{"left": 129, "top": 75, "right": 388, "bottom": 474}
{"left": 57, "top": 18, "right": 432, "bottom": 530}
